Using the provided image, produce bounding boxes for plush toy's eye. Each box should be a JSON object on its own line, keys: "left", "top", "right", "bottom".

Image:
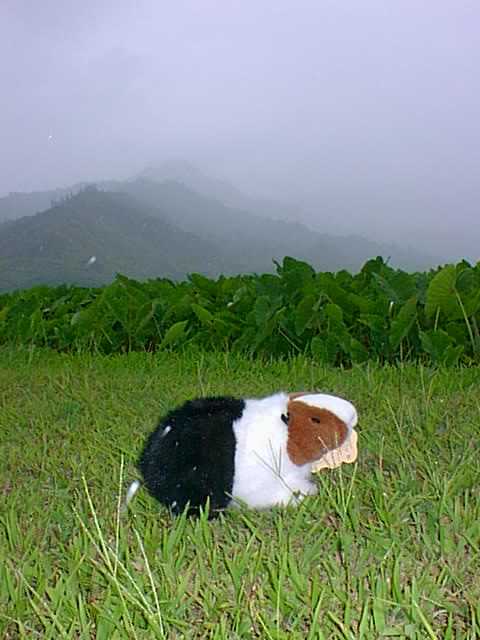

{"left": 310, "top": 416, "right": 321, "bottom": 424}
{"left": 281, "top": 413, "right": 289, "bottom": 425}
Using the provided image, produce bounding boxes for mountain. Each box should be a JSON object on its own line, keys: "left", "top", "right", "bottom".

{"left": 0, "top": 187, "right": 231, "bottom": 292}
{"left": 120, "top": 178, "right": 439, "bottom": 272}
{"left": 120, "top": 178, "right": 351, "bottom": 270}
{"left": 137, "top": 160, "right": 316, "bottom": 226}
{"left": 0, "top": 163, "right": 445, "bottom": 292}
{"left": 138, "top": 161, "right": 250, "bottom": 210}
{"left": 0, "top": 188, "right": 68, "bottom": 225}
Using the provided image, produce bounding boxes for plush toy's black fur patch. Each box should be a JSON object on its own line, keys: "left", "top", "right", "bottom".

{"left": 138, "top": 396, "right": 245, "bottom": 517}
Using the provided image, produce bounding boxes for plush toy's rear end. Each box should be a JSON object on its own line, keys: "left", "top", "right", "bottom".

{"left": 138, "top": 396, "right": 244, "bottom": 516}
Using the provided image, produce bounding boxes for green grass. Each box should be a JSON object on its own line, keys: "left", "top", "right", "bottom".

{"left": 1, "top": 347, "right": 479, "bottom": 639}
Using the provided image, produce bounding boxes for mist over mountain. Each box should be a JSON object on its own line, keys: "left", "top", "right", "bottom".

{"left": 121, "top": 176, "right": 440, "bottom": 272}
{"left": 0, "top": 160, "right": 305, "bottom": 227}
{"left": 0, "top": 187, "right": 231, "bottom": 291}
{"left": 0, "top": 163, "right": 447, "bottom": 292}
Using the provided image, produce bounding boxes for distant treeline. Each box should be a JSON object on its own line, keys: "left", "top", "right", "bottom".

{"left": 0, "top": 257, "right": 479, "bottom": 366}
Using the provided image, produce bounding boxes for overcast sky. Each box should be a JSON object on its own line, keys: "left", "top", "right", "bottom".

{"left": 1, "top": 1, "right": 479, "bottom": 259}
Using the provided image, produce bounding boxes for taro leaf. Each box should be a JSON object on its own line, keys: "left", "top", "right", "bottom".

{"left": 294, "top": 294, "right": 318, "bottom": 336}
{"left": 159, "top": 320, "right": 189, "bottom": 349}
{"left": 359, "top": 313, "right": 389, "bottom": 357}
{"left": 372, "top": 271, "right": 416, "bottom": 305}
{"left": 348, "top": 337, "right": 369, "bottom": 363}
{"left": 235, "top": 326, "right": 257, "bottom": 353}
{"left": 361, "top": 314, "right": 387, "bottom": 332}
{"left": 230, "top": 285, "right": 250, "bottom": 308}
{"left": 311, "top": 334, "right": 338, "bottom": 364}
{"left": 255, "top": 274, "right": 284, "bottom": 300}
{"left": 0, "top": 304, "right": 9, "bottom": 329}
{"left": 317, "top": 274, "right": 354, "bottom": 316}
{"left": 279, "top": 256, "right": 316, "bottom": 280}
{"left": 252, "top": 306, "right": 297, "bottom": 355}
{"left": 116, "top": 273, "right": 143, "bottom": 289}
{"left": 278, "top": 256, "right": 316, "bottom": 298}
{"left": 29, "top": 308, "right": 46, "bottom": 343}
{"left": 254, "top": 295, "right": 277, "bottom": 326}
{"left": 325, "top": 302, "right": 364, "bottom": 362}
{"left": 212, "top": 318, "right": 232, "bottom": 339}
{"left": 420, "top": 329, "right": 464, "bottom": 366}
{"left": 425, "top": 265, "right": 460, "bottom": 320}
{"left": 456, "top": 265, "right": 476, "bottom": 292}
{"left": 253, "top": 317, "right": 276, "bottom": 352}
{"left": 188, "top": 272, "right": 218, "bottom": 298}
{"left": 191, "top": 303, "right": 213, "bottom": 326}
{"left": 390, "top": 296, "right": 418, "bottom": 349}
{"left": 325, "top": 302, "right": 344, "bottom": 325}
{"left": 427, "top": 263, "right": 480, "bottom": 320}
{"left": 335, "top": 269, "right": 354, "bottom": 288}
{"left": 455, "top": 265, "right": 480, "bottom": 337}
{"left": 415, "top": 272, "right": 429, "bottom": 305}
{"left": 463, "top": 287, "right": 480, "bottom": 317}
{"left": 348, "top": 292, "right": 376, "bottom": 314}
{"left": 135, "top": 300, "right": 160, "bottom": 335}
{"left": 360, "top": 256, "right": 387, "bottom": 280}
{"left": 166, "top": 293, "right": 196, "bottom": 322}
{"left": 336, "top": 328, "right": 359, "bottom": 361}
{"left": 313, "top": 303, "right": 354, "bottom": 364}
{"left": 445, "top": 321, "right": 468, "bottom": 345}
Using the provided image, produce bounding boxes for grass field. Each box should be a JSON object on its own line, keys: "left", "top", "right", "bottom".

{"left": 1, "top": 347, "right": 479, "bottom": 639}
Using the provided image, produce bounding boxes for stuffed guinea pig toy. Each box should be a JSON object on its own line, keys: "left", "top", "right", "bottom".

{"left": 129, "top": 391, "right": 358, "bottom": 517}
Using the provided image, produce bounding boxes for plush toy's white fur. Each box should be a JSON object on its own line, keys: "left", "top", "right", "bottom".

{"left": 231, "top": 392, "right": 317, "bottom": 508}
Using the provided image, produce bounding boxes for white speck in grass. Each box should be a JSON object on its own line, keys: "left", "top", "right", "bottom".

{"left": 171, "top": 501, "right": 177, "bottom": 508}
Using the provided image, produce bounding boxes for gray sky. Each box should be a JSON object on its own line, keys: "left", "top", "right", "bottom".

{"left": 1, "top": 0, "right": 479, "bottom": 260}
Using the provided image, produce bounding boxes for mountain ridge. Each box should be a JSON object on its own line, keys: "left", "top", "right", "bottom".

{"left": 0, "top": 163, "right": 446, "bottom": 292}
{"left": 0, "top": 187, "right": 233, "bottom": 291}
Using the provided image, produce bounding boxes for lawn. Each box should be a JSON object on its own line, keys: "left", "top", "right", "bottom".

{"left": 1, "top": 347, "right": 479, "bottom": 639}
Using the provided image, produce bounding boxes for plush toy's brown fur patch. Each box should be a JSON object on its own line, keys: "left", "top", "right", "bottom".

{"left": 286, "top": 400, "right": 349, "bottom": 466}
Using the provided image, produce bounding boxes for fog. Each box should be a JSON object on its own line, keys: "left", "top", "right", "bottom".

{"left": 1, "top": 0, "right": 479, "bottom": 262}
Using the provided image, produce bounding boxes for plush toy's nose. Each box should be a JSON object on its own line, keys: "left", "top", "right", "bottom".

{"left": 281, "top": 413, "right": 289, "bottom": 425}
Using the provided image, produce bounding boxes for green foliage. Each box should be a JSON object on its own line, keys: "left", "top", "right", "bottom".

{"left": 1, "top": 258, "right": 479, "bottom": 365}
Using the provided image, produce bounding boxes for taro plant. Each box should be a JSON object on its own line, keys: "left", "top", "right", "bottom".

{"left": 0, "top": 258, "right": 479, "bottom": 365}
